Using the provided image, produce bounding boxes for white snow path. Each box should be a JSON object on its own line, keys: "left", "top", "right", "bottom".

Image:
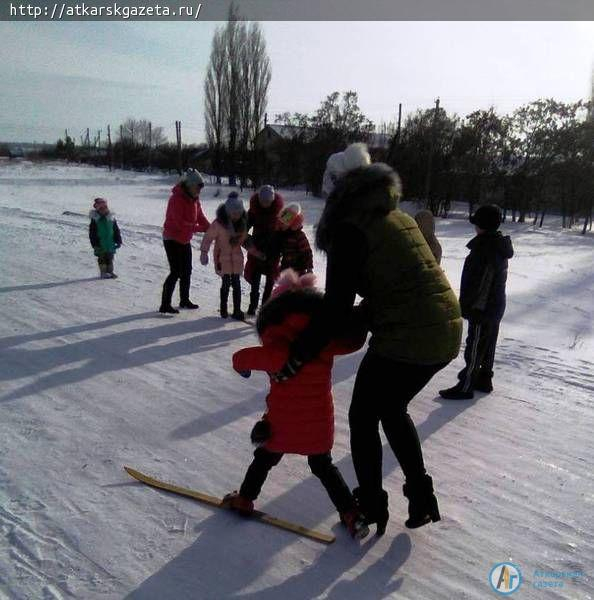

{"left": 0, "top": 161, "right": 592, "bottom": 599}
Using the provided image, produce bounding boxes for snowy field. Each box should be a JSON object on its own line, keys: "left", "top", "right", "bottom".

{"left": 0, "top": 160, "right": 592, "bottom": 599}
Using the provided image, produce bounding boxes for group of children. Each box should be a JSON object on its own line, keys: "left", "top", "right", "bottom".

{"left": 87, "top": 183, "right": 314, "bottom": 320}
{"left": 198, "top": 185, "right": 313, "bottom": 320}
{"left": 88, "top": 173, "right": 513, "bottom": 539}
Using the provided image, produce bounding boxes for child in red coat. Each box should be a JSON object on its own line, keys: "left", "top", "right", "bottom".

{"left": 225, "top": 270, "right": 369, "bottom": 539}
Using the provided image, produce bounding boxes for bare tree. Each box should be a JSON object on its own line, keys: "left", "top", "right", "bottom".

{"left": 205, "top": 29, "right": 228, "bottom": 183}
{"left": 204, "top": 4, "right": 271, "bottom": 186}
{"left": 120, "top": 118, "right": 165, "bottom": 147}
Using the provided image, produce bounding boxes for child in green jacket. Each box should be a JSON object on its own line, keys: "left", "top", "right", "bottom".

{"left": 89, "top": 198, "right": 122, "bottom": 279}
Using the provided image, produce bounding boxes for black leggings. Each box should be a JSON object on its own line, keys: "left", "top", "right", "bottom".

{"left": 221, "top": 274, "right": 242, "bottom": 313}
{"left": 349, "top": 352, "right": 447, "bottom": 494}
{"left": 239, "top": 447, "right": 354, "bottom": 514}
{"left": 162, "top": 240, "right": 192, "bottom": 305}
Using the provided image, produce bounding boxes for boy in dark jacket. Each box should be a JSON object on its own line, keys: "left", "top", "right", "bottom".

{"left": 439, "top": 204, "right": 514, "bottom": 400}
{"left": 89, "top": 198, "right": 122, "bottom": 279}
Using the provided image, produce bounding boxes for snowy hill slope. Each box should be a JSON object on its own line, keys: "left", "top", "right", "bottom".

{"left": 0, "top": 162, "right": 592, "bottom": 599}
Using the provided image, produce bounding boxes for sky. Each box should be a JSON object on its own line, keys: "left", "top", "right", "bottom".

{"left": 1, "top": 21, "right": 593, "bottom": 144}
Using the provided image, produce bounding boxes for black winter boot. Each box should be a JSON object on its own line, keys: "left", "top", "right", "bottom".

{"left": 220, "top": 287, "right": 229, "bottom": 318}
{"left": 439, "top": 382, "right": 474, "bottom": 400}
{"left": 402, "top": 474, "right": 441, "bottom": 529}
{"left": 353, "top": 487, "right": 389, "bottom": 536}
{"left": 474, "top": 369, "right": 493, "bottom": 393}
{"left": 180, "top": 300, "right": 199, "bottom": 309}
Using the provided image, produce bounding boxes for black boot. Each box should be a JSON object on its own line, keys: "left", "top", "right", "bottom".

{"left": 474, "top": 369, "right": 493, "bottom": 393}
{"left": 353, "top": 487, "right": 389, "bottom": 536}
{"left": 220, "top": 288, "right": 229, "bottom": 318}
{"left": 439, "top": 382, "right": 474, "bottom": 400}
{"left": 180, "top": 300, "right": 199, "bottom": 309}
{"left": 159, "top": 305, "right": 179, "bottom": 314}
{"left": 402, "top": 474, "right": 441, "bottom": 529}
{"left": 160, "top": 285, "right": 179, "bottom": 314}
{"left": 231, "top": 276, "right": 244, "bottom": 320}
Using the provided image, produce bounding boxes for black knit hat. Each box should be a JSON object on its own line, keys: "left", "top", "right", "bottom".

{"left": 469, "top": 204, "right": 502, "bottom": 232}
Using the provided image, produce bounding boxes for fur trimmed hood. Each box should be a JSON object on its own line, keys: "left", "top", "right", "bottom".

{"left": 215, "top": 203, "right": 248, "bottom": 233}
{"left": 316, "top": 163, "right": 402, "bottom": 252}
{"left": 256, "top": 288, "right": 323, "bottom": 338}
{"left": 89, "top": 209, "right": 115, "bottom": 221}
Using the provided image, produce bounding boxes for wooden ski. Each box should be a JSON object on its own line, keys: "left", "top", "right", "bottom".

{"left": 124, "top": 466, "right": 335, "bottom": 545}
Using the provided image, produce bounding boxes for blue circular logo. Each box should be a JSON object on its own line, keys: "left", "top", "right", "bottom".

{"left": 489, "top": 563, "right": 522, "bottom": 595}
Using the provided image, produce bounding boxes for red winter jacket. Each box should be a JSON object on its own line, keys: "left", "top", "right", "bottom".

{"left": 244, "top": 192, "right": 284, "bottom": 283}
{"left": 232, "top": 290, "right": 366, "bottom": 455}
{"left": 247, "top": 192, "right": 284, "bottom": 236}
{"left": 162, "top": 184, "right": 210, "bottom": 244}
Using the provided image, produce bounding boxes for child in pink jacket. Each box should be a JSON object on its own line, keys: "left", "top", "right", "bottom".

{"left": 200, "top": 192, "right": 249, "bottom": 320}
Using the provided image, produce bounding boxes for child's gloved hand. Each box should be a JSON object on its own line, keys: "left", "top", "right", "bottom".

{"left": 250, "top": 419, "right": 271, "bottom": 446}
{"left": 93, "top": 247, "right": 102, "bottom": 257}
{"left": 271, "top": 356, "right": 303, "bottom": 382}
{"left": 200, "top": 251, "right": 209, "bottom": 266}
{"left": 114, "top": 243, "right": 121, "bottom": 249}
{"left": 237, "top": 370, "right": 251, "bottom": 378}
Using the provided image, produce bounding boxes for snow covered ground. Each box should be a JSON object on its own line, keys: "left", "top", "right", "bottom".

{"left": 0, "top": 160, "right": 592, "bottom": 599}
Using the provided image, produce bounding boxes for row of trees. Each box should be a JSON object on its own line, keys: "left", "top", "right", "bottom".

{"left": 47, "top": 117, "right": 208, "bottom": 174}
{"left": 252, "top": 93, "right": 593, "bottom": 231}
{"left": 391, "top": 99, "right": 594, "bottom": 231}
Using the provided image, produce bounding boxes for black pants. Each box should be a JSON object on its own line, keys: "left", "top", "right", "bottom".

{"left": 349, "top": 352, "right": 447, "bottom": 494}
{"left": 97, "top": 253, "right": 114, "bottom": 273}
{"left": 221, "top": 274, "right": 242, "bottom": 313}
{"left": 162, "top": 240, "right": 192, "bottom": 306}
{"left": 460, "top": 319, "right": 501, "bottom": 392}
{"left": 239, "top": 447, "right": 354, "bottom": 514}
{"left": 249, "top": 271, "right": 275, "bottom": 309}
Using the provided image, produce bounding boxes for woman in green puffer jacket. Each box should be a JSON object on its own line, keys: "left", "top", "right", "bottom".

{"left": 273, "top": 144, "right": 462, "bottom": 534}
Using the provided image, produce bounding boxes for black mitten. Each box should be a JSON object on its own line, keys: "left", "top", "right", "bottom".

{"left": 250, "top": 419, "right": 272, "bottom": 446}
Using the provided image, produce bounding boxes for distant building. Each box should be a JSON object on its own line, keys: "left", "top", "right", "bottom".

{"left": 253, "top": 124, "right": 392, "bottom": 152}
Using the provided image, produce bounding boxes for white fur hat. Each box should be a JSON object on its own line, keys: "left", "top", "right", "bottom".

{"left": 321, "top": 143, "right": 371, "bottom": 197}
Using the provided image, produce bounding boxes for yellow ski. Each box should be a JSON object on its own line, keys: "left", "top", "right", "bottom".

{"left": 124, "top": 466, "right": 335, "bottom": 545}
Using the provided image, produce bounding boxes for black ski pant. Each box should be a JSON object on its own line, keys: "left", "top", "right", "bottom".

{"left": 221, "top": 274, "right": 242, "bottom": 313}
{"left": 162, "top": 240, "right": 192, "bottom": 306}
{"left": 459, "top": 319, "right": 501, "bottom": 392}
{"left": 249, "top": 271, "right": 275, "bottom": 310}
{"left": 97, "top": 253, "right": 114, "bottom": 274}
{"left": 349, "top": 352, "right": 447, "bottom": 495}
{"left": 239, "top": 447, "right": 354, "bottom": 514}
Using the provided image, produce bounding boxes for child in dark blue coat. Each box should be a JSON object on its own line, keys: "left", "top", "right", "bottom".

{"left": 440, "top": 204, "right": 514, "bottom": 399}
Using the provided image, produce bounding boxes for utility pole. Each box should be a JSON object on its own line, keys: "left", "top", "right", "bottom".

{"left": 175, "top": 120, "right": 183, "bottom": 174}
{"left": 396, "top": 103, "right": 402, "bottom": 143}
{"left": 148, "top": 121, "right": 152, "bottom": 172}
{"left": 424, "top": 97, "right": 440, "bottom": 213}
{"left": 107, "top": 124, "right": 112, "bottom": 171}
{"left": 120, "top": 124, "right": 125, "bottom": 169}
